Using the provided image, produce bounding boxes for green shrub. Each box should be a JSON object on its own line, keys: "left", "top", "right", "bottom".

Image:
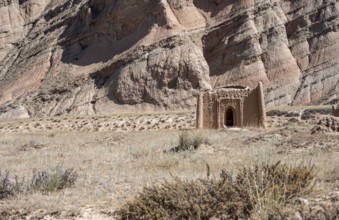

{"left": 115, "top": 161, "right": 316, "bottom": 219}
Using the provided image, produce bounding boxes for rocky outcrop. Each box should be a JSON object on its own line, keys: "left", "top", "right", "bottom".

{"left": 291, "top": 189, "right": 339, "bottom": 219}
{"left": 311, "top": 115, "right": 339, "bottom": 134}
{"left": 0, "top": 0, "right": 339, "bottom": 118}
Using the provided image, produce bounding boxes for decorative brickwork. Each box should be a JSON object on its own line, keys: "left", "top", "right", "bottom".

{"left": 196, "top": 83, "right": 266, "bottom": 129}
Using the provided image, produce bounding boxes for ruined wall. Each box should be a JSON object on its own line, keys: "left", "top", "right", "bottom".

{"left": 244, "top": 88, "right": 260, "bottom": 127}
{"left": 244, "top": 83, "right": 266, "bottom": 127}
{"left": 333, "top": 105, "right": 339, "bottom": 117}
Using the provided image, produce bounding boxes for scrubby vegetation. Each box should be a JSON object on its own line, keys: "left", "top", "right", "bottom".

{"left": 0, "top": 166, "right": 77, "bottom": 200}
{"left": 30, "top": 167, "right": 78, "bottom": 192}
{"left": 0, "top": 171, "right": 17, "bottom": 200}
{"left": 115, "top": 161, "right": 316, "bottom": 219}
{"left": 170, "top": 131, "right": 208, "bottom": 152}
{"left": 233, "top": 161, "right": 315, "bottom": 218}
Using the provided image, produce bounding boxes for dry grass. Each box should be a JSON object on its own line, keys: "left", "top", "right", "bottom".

{"left": 0, "top": 110, "right": 338, "bottom": 218}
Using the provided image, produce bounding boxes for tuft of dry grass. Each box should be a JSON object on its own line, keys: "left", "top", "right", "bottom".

{"left": 170, "top": 130, "right": 209, "bottom": 152}
{"left": 178, "top": 131, "right": 192, "bottom": 151}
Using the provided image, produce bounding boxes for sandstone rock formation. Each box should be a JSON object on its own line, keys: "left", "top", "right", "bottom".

{"left": 1, "top": 0, "right": 339, "bottom": 118}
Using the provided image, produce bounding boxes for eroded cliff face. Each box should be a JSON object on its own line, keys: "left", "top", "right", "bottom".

{"left": 0, "top": 0, "right": 338, "bottom": 118}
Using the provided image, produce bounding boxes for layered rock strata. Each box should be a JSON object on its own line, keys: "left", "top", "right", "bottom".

{"left": 0, "top": 0, "right": 339, "bottom": 118}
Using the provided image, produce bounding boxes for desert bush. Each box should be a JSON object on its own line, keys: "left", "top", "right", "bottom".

{"left": 30, "top": 167, "right": 78, "bottom": 192}
{"left": 192, "top": 132, "right": 208, "bottom": 149}
{"left": 178, "top": 131, "right": 192, "bottom": 151}
{"left": 0, "top": 171, "right": 15, "bottom": 200}
{"left": 0, "top": 171, "right": 26, "bottom": 200}
{"left": 227, "top": 161, "right": 315, "bottom": 218}
{"left": 115, "top": 178, "right": 251, "bottom": 220}
{"left": 0, "top": 166, "right": 77, "bottom": 200}
{"left": 171, "top": 131, "right": 208, "bottom": 152}
{"left": 115, "top": 161, "right": 316, "bottom": 220}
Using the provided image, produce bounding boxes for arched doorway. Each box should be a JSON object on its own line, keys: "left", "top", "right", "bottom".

{"left": 225, "top": 107, "right": 235, "bottom": 127}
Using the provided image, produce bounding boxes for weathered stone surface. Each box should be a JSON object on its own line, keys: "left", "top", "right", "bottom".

{"left": 289, "top": 189, "right": 339, "bottom": 219}
{"left": 0, "top": 0, "right": 339, "bottom": 118}
{"left": 0, "top": 105, "right": 29, "bottom": 120}
{"left": 311, "top": 115, "right": 339, "bottom": 134}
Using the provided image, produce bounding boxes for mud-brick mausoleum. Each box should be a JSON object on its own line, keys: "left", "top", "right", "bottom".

{"left": 196, "top": 82, "right": 266, "bottom": 129}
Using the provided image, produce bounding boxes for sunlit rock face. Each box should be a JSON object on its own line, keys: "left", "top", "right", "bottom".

{"left": 0, "top": 0, "right": 338, "bottom": 118}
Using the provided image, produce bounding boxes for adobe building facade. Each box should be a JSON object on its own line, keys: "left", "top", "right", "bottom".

{"left": 196, "top": 82, "right": 266, "bottom": 129}
{"left": 333, "top": 105, "right": 339, "bottom": 117}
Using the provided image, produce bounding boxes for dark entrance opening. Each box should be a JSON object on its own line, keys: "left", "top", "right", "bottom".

{"left": 225, "top": 108, "right": 235, "bottom": 127}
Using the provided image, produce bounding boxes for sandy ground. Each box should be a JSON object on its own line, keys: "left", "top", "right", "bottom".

{"left": 0, "top": 107, "right": 338, "bottom": 219}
